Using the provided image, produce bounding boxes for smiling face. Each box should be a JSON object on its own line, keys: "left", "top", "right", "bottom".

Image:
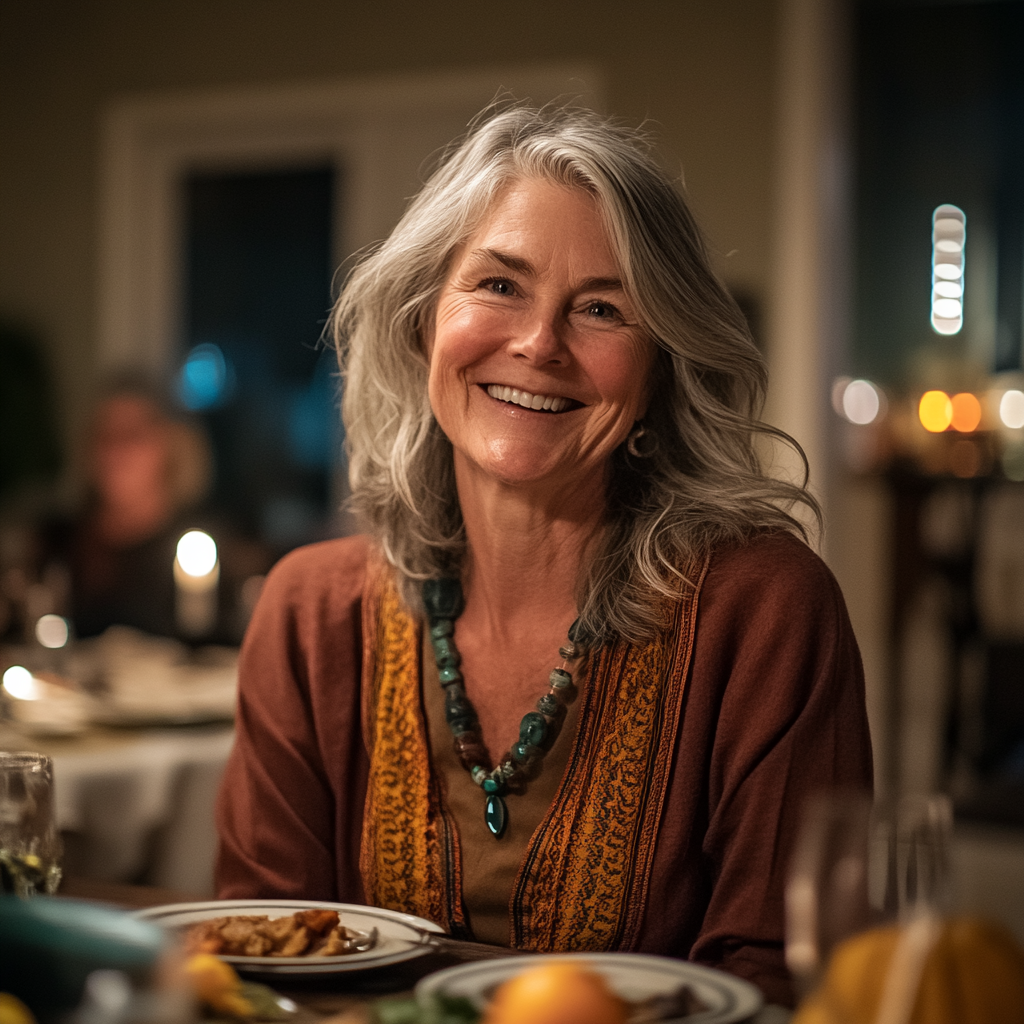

{"left": 427, "top": 177, "right": 655, "bottom": 497}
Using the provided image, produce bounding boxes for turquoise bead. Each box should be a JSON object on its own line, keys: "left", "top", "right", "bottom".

{"left": 519, "top": 712, "right": 547, "bottom": 746}
{"left": 512, "top": 741, "right": 536, "bottom": 763}
{"left": 485, "top": 794, "right": 507, "bottom": 837}
{"left": 482, "top": 777, "right": 501, "bottom": 794}
{"left": 432, "top": 637, "right": 460, "bottom": 668}
{"left": 444, "top": 687, "right": 474, "bottom": 732}
{"left": 438, "top": 666, "right": 462, "bottom": 685}
{"left": 423, "top": 578, "right": 464, "bottom": 620}
{"left": 549, "top": 668, "right": 572, "bottom": 689}
{"left": 430, "top": 620, "right": 454, "bottom": 639}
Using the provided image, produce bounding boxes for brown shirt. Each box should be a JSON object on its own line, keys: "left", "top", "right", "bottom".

{"left": 216, "top": 532, "right": 872, "bottom": 1006}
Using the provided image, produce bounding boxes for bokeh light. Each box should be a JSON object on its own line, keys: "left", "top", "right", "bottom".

{"left": 841, "top": 379, "right": 882, "bottom": 425}
{"left": 176, "top": 530, "right": 218, "bottom": 577}
{"left": 919, "top": 390, "right": 953, "bottom": 432}
{"left": 35, "top": 614, "right": 70, "bottom": 649}
{"left": 950, "top": 392, "right": 982, "bottom": 433}
{"left": 1000, "top": 389, "right": 1024, "bottom": 429}
{"left": 176, "top": 343, "right": 233, "bottom": 410}
{"left": 931, "top": 205, "right": 965, "bottom": 335}
{"left": 2, "top": 665, "right": 39, "bottom": 700}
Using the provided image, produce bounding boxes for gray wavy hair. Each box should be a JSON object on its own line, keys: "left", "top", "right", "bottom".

{"left": 332, "top": 102, "right": 819, "bottom": 642}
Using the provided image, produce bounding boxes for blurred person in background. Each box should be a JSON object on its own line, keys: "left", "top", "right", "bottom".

{"left": 45, "top": 380, "right": 268, "bottom": 643}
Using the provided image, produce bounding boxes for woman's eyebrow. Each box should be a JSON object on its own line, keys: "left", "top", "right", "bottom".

{"left": 469, "top": 247, "right": 535, "bottom": 275}
{"left": 577, "top": 276, "right": 626, "bottom": 293}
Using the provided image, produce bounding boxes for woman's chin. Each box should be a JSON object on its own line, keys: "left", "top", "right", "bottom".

{"left": 455, "top": 443, "right": 606, "bottom": 496}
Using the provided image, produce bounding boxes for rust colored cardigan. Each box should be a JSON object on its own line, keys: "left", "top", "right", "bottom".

{"left": 216, "top": 532, "right": 872, "bottom": 1006}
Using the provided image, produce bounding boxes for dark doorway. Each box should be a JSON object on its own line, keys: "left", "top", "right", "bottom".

{"left": 181, "top": 165, "right": 341, "bottom": 553}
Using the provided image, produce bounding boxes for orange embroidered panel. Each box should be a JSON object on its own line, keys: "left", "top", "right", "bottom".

{"left": 359, "top": 564, "right": 453, "bottom": 929}
{"left": 511, "top": 555, "right": 708, "bottom": 951}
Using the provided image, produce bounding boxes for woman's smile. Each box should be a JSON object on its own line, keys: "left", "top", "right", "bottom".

{"left": 483, "top": 384, "right": 576, "bottom": 413}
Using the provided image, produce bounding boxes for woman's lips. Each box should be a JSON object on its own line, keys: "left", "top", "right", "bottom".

{"left": 484, "top": 384, "right": 575, "bottom": 413}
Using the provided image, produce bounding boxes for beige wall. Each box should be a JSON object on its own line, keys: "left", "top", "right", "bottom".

{"left": 0, "top": 0, "right": 778, "bottom": 457}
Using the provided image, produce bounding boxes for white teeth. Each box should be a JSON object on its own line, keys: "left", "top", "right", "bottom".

{"left": 486, "top": 385, "right": 569, "bottom": 412}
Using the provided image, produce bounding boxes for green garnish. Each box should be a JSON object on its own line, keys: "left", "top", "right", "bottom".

{"left": 371, "top": 994, "right": 480, "bottom": 1024}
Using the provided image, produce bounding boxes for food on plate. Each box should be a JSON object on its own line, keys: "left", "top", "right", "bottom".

{"left": 183, "top": 909, "right": 367, "bottom": 958}
{"left": 184, "top": 954, "right": 254, "bottom": 1018}
{"left": 481, "top": 962, "right": 627, "bottom": 1024}
{"left": 371, "top": 995, "right": 478, "bottom": 1024}
{"left": 373, "top": 963, "right": 707, "bottom": 1024}
{"left": 625, "top": 986, "right": 708, "bottom": 1023}
{"left": 183, "top": 954, "right": 298, "bottom": 1020}
{"left": 792, "top": 915, "right": 1024, "bottom": 1024}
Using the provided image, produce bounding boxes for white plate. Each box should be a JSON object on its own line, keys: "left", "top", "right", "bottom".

{"left": 416, "top": 952, "right": 764, "bottom": 1024}
{"left": 134, "top": 899, "right": 445, "bottom": 975}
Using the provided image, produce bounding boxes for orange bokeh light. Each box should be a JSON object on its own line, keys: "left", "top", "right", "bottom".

{"left": 950, "top": 392, "right": 982, "bottom": 432}
{"left": 919, "top": 390, "right": 953, "bottom": 432}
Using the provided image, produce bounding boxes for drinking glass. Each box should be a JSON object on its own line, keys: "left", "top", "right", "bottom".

{"left": 0, "top": 750, "right": 63, "bottom": 896}
{"left": 785, "top": 791, "right": 951, "bottom": 996}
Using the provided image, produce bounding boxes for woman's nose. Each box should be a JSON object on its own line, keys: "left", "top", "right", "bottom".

{"left": 508, "top": 311, "right": 569, "bottom": 365}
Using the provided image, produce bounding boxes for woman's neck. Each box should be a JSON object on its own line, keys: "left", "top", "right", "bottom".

{"left": 453, "top": 454, "right": 606, "bottom": 643}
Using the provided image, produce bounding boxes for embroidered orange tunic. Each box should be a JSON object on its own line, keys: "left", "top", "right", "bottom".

{"left": 359, "top": 551, "right": 707, "bottom": 950}
{"left": 216, "top": 532, "right": 872, "bottom": 1007}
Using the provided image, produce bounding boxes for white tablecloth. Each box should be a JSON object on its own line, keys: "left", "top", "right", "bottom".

{"left": 0, "top": 722, "right": 234, "bottom": 895}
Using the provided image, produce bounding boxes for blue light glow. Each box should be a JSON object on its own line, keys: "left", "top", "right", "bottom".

{"left": 177, "top": 343, "right": 233, "bottom": 410}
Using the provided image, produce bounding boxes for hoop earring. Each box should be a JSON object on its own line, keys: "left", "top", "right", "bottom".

{"left": 626, "top": 422, "right": 654, "bottom": 458}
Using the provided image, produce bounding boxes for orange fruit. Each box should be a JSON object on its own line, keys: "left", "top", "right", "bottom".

{"left": 482, "top": 962, "right": 627, "bottom": 1024}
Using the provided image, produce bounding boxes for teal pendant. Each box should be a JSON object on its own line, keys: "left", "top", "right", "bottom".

{"left": 484, "top": 793, "right": 507, "bottom": 837}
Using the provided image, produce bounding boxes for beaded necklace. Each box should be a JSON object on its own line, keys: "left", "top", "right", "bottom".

{"left": 422, "top": 579, "right": 583, "bottom": 838}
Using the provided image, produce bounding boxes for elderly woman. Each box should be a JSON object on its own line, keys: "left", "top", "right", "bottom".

{"left": 216, "top": 105, "right": 871, "bottom": 1004}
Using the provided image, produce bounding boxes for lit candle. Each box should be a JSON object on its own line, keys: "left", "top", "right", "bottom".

{"left": 174, "top": 530, "right": 219, "bottom": 637}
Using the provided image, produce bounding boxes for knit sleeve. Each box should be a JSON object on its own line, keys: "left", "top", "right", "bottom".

{"left": 214, "top": 536, "right": 371, "bottom": 902}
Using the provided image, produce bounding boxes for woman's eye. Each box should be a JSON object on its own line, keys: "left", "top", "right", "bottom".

{"left": 586, "top": 301, "right": 619, "bottom": 319}
{"left": 484, "top": 279, "right": 515, "bottom": 296}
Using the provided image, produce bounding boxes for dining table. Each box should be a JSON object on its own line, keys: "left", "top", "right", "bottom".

{"left": 55, "top": 878, "right": 790, "bottom": 1024}
{"left": 1, "top": 626, "right": 239, "bottom": 893}
{"left": 0, "top": 719, "right": 232, "bottom": 893}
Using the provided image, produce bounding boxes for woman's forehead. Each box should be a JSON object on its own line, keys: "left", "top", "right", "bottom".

{"left": 452, "top": 177, "right": 622, "bottom": 277}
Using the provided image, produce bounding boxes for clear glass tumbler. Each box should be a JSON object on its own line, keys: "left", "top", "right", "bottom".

{"left": 0, "top": 751, "right": 63, "bottom": 896}
{"left": 785, "top": 791, "right": 952, "bottom": 996}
